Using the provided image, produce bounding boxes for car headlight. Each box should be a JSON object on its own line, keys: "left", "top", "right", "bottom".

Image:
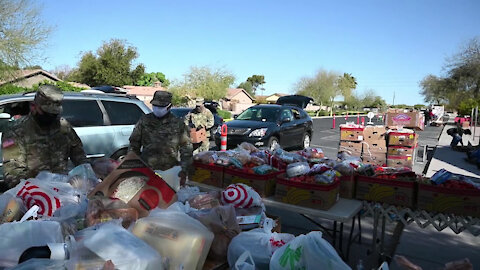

{"left": 249, "top": 128, "right": 268, "bottom": 137}
{"left": 215, "top": 126, "right": 222, "bottom": 135}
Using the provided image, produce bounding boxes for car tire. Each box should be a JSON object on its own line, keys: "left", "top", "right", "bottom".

{"left": 302, "top": 133, "right": 311, "bottom": 149}
{"left": 111, "top": 148, "right": 128, "bottom": 162}
{"left": 268, "top": 136, "right": 280, "bottom": 151}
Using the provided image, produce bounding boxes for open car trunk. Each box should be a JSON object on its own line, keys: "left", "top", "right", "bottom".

{"left": 276, "top": 95, "right": 313, "bottom": 109}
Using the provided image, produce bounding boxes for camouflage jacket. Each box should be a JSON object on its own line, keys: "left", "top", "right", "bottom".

{"left": 129, "top": 112, "right": 193, "bottom": 173}
{"left": 1, "top": 114, "right": 87, "bottom": 188}
{"left": 184, "top": 108, "right": 214, "bottom": 138}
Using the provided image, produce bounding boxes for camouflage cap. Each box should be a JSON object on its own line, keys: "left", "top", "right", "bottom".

{"left": 150, "top": 91, "right": 172, "bottom": 107}
{"left": 34, "top": 85, "right": 63, "bottom": 114}
{"left": 195, "top": 97, "right": 204, "bottom": 105}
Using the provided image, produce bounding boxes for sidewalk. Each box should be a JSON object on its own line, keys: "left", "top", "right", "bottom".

{"left": 425, "top": 123, "right": 480, "bottom": 178}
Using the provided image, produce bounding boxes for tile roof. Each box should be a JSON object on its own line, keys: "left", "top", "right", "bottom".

{"left": 123, "top": 85, "right": 165, "bottom": 96}
{"left": 226, "top": 88, "right": 255, "bottom": 101}
{"left": 0, "top": 69, "right": 60, "bottom": 85}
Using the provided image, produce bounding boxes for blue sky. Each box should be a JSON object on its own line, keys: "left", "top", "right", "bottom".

{"left": 38, "top": 0, "right": 480, "bottom": 105}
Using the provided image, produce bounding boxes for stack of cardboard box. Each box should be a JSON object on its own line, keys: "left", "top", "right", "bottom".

{"left": 386, "top": 130, "right": 417, "bottom": 168}
{"left": 338, "top": 125, "right": 364, "bottom": 158}
{"left": 362, "top": 126, "right": 387, "bottom": 166}
{"left": 386, "top": 109, "right": 424, "bottom": 131}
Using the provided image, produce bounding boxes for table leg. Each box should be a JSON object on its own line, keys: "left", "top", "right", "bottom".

{"left": 346, "top": 217, "right": 355, "bottom": 260}
{"left": 339, "top": 222, "right": 344, "bottom": 255}
{"left": 358, "top": 214, "right": 362, "bottom": 244}
{"left": 333, "top": 221, "right": 337, "bottom": 248}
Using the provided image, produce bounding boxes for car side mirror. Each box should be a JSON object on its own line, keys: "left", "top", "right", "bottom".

{"left": 233, "top": 114, "right": 238, "bottom": 119}
{"left": 281, "top": 117, "right": 292, "bottom": 123}
{"left": 0, "top": 113, "right": 11, "bottom": 120}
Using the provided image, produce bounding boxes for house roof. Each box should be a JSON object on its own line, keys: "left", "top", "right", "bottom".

{"left": 226, "top": 88, "right": 255, "bottom": 101}
{"left": 270, "top": 93, "right": 289, "bottom": 97}
{"left": 123, "top": 85, "right": 165, "bottom": 96}
{"left": 0, "top": 69, "right": 61, "bottom": 86}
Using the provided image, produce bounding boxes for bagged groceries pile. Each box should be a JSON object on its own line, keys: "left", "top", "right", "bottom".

{"left": 0, "top": 151, "right": 351, "bottom": 270}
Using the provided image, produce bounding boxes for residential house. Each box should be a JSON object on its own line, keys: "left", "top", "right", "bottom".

{"left": 123, "top": 82, "right": 164, "bottom": 108}
{"left": 0, "top": 69, "right": 61, "bottom": 88}
{"left": 222, "top": 88, "right": 255, "bottom": 114}
{"left": 265, "top": 93, "right": 288, "bottom": 104}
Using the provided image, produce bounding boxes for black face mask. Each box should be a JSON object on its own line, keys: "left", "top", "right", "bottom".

{"left": 34, "top": 112, "right": 59, "bottom": 126}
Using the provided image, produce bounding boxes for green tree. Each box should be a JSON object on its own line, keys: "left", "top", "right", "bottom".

{"left": 246, "top": 75, "right": 266, "bottom": 96}
{"left": 237, "top": 81, "right": 253, "bottom": 96}
{"left": 295, "top": 69, "right": 341, "bottom": 115}
{"left": 136, "top": 72, "right": 170, "bottom": 87}
{"left": 71, "top": 39, "right": 145, "bottom": 86}
{"left": 0, "top": 0, "right": 51, "bottom": 79}
{"left": 169, "top": 66, "right": 235, "bottom": 105}
{"left": 337, "top": 73, "right": 357, "bottom": 99}
{"left": 413, "top": 104, "right": 425, "bottom": 110}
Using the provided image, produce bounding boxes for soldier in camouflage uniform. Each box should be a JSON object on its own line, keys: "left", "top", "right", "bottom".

{"left": 129, "top": 91, "right": 193, "bottom": 184}
{"left": 1, "top": 85, "right": 87, "bottom": 189}
{"left": 184, "top": 97, "right": 214, "bottom": 155}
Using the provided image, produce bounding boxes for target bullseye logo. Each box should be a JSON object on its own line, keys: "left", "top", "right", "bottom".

{"left": 16, "top": 181, "right": 61, "bottom": 216}
{"left": 221, "top": 184, "right": 253, "bottom": 208}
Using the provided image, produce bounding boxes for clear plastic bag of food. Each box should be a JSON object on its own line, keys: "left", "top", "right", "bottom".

{"left": 193, "top": 151, "right": 218, "bottom": 164}
{"left": 286, "top": 162, "right": 310, "bottom": 178}
{"left": 239, "top": 142, "right": 259, "bottom": 153}
{"left": 308, "top": 164, "right": 331, "bottom": 175}
{"left": 85, "top": 197, "right": 139, "bottom": 229}
{"left": 92, "top": 158, "right": 120, "bottom": 179}
{"left": 314, "top": 169, "right": 338, "bottom": 184}
{"left": 302, "top": 147, "right": 325, "bottom": 159}
{"left": 253, "top": 165, "right": 275, "bottom": 175}
{"left": 188, "top": 192, "right": 221, "bottom": 210}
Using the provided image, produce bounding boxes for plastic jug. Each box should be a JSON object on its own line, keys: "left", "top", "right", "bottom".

{"left": 132, "top": 210, "right": 214, "bottom": 270}
{"left": 155, "top": 166, "right": 181, "bottom": 192}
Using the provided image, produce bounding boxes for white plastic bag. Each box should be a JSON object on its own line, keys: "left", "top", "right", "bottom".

{"left": 228, "top": 219, "right": 295, "bottom": 270}
{"left": 0, "top": 220, "right": 63, "bottom": 268}
{"left": 235, "top": 251, "right": 256, "bottom": 270}
{"left": 269, "top": 231, "right": 351, "bottom": 270}
{"left": 286, "top": 162, "right": 310, "bottom": 178}
{"left": 83, "top": 223, "right": 163, "bottom": 270}
{"left": 221, "top": 183, "right": 264, "bottom": 209}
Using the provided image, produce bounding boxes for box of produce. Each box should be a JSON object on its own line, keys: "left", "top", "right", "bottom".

{"left": 386, "top": 109, "right": 424, "bottom": 130}
{"left": 355, "top": 172, "right": 417, "bottom": 208}
{"left": 340, "top": 125, "right": 365, "bottom": 141}
{"left": 417, "top": 171, "right": 480, "bottom": 217}
{"left": 191, "top": 161, "right": 224, "bottom": 188}
{"left": 387, "top": 146, "right": 414, "bottom": 157}
{"left": 339, "top": 141, "right": 363, "bottom": 156}
{"left": 275, "top": 174, "right": 340, "bottom": 210}
{"left": 388, "top": 132, "right": 417, "bottom": 148}
{"left": 223, "top": 165, "right": 283, "bottom": 197}
{"left": 363, "top": 126, "right": 387, "bottom": 142}
{"left": 339, "top": 175, "right": 355, "bottom": 199}
{"left": 387, "top": 155, "right": 414, "bottom": 168}
{"left": 362, "top": 152, "right": 387, "bottom": 167}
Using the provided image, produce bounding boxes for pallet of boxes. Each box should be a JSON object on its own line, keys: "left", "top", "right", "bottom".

{"left": 385, "top": 108, "right": 424, "bottom": 169}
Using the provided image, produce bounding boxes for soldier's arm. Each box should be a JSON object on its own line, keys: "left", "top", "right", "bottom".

{"left": 205, "top": 110, "right": 215, "bottom": 129}
{"left": 68, "top": 127, "right": 88, "bottom": 166}
{"left": 178, "top": 121, "right": 194, "bottom": 175}
{"left": 129, "top": 117, "right": 143, "bottom": 155}
{"left": 2, "top": 130, "right": 28, "bottom": 188}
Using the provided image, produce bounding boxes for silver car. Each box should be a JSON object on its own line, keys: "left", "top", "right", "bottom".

{"left": 0, "top": 91, "right": 151, "bottom": 179}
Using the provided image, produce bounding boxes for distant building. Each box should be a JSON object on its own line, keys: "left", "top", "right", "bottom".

{"left": 0, "top": 69, "right": 61, "bottom": 88}
{"left": 222, "top": 88, "right": 255, "bottom": 114}
{"left": 264, "top": 93, "right": 289, "bottom": 103}
{"left": 123, "top": 82, "right": 164, "bottom": 108}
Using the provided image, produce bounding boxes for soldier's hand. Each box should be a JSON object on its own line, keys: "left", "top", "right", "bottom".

{"left": 178, "top": 171, "right": 187, "bottom": 186}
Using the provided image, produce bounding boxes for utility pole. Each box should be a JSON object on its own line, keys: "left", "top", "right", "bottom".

{"left": 392, "top": 90, "right": 395, "bottom": 106}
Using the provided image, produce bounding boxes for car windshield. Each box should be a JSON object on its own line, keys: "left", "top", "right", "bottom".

{"left": 237, "top": 107, "right": 279, "bottom": 122}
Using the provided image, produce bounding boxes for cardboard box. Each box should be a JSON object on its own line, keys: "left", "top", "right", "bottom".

{"left": 388, "top": 132, "right": 417, "bottom": 147}
{"left": 386, "top": 109, "right": 424, "bottom": 130}
{"left": 417, "top": 183, "right": 480, "bottom": 217}
{"left": 340, "top": 127, "right": 364, "bottom": 141}
{"left": 363, "top": 140, "right": 387, "bottom": 153}
{"left": 362, "top": 152, "right": 387, "bottom": 166}
{"left": 363, "top": 126, "right": 387, "bottom": 142}
{"left": 355, "top": 175, "right": 416, "bottom": 208}
{"left": 275, "top": 176, "right": 340, "bottom": 210}
{"left": 223, "top": 168, "right": 283, "bottom": 197}
{"left": 387, "top": 155, "right": 414, "bottom": 168}
{"left": 387, "top": 146, "right": 414, "bottom": 157}
{"left": 190, "top": 128, "right": 206, "bottom": 143}
{"left": 339, "top": 175, "right": 355, "bottom": 199}
{"left": 89, "top": 152, "right": 177, "bottom": 217}
{"left": 191, "top": 162, "right": 224, "bottom": 187}
{"left": 339, "top": 141, "right": 363, "bottom": 156}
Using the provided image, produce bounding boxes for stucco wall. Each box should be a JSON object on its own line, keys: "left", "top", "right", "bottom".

{"left": 231, "top": 92, "right": 253, "bottom": 104}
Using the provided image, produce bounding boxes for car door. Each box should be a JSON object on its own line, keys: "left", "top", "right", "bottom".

{"left": 291, "top": 107, "right": 309, "bottom": 145}
{"left": 278, "top": 108, "right": 296, "bottom": 148}
{"left": 62, "top": 99, "right": 114, "bottom": 159}
{"left": 100, "top": 100, "right": 146, "bottom": 157}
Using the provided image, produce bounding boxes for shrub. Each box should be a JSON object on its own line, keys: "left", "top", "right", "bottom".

{"left": 218, "top": 109, "right": 231, "bottom": 119}
{"left": 0, "top": 84, "right": 29, "bottom": 95}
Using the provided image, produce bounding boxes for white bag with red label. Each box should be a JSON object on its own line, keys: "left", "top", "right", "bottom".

{"left": 221, "top": 183, "right": 263, "bottom": 209}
